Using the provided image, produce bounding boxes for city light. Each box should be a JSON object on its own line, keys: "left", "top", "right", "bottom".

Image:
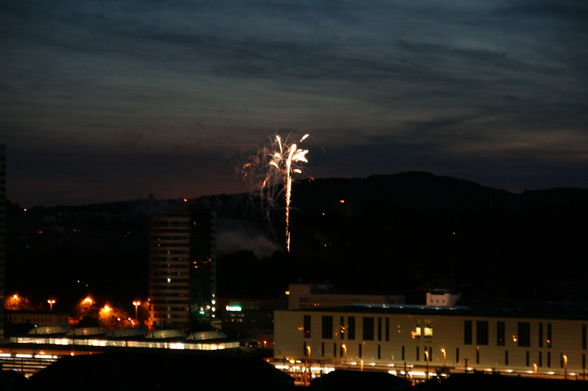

{"left": 132, "top": 300, "right": 141, "bottom": 319}
{"left": 82, "top": 297, "right": 94, "bottom": 306}
{"left": 5, "top": 293, "right": 31, "bottom": 310}
{"left": 11, "top": 336, "right": 239, "bottom": 351}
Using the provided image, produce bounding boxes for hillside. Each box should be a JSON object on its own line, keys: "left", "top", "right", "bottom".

{"left": 7, "top": 172, "right": 588, "bottom": 306}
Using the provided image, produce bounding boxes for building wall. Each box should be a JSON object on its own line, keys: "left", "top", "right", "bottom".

{"left": 189, "top": 209, "right": 216, "bottom": 321}
{"left": 288, "top": 284, "right": 405, "bottom": 310}
{"left": 6, "top": 311, "right": 68, "bottom": 326}
{"left": 148, "top": 209, "right": 217, "bottom": 328}
{"left": 426, "top": 292, "right": 461, "bottom": 306}
{"left": 274, "top": 309, "right": 588, "bottom": 377}
{"left": 217, "top": 297, "right": 285, "bottom": 341}
{"left": 148, "top": 216, "right": 192, "bottom": 326}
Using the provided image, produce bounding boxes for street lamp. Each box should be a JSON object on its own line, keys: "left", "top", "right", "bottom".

{"left": 47, "top": 299, "right": 56, "bottom": 311}
{"left": 81, "top": 297, "right": 94, "bottom": 306}
{"left": 425, "top": 350, "right": 430, "bottom": 379}
{"left": 563, "top": 354, "right": 568, "bottom": 379}
{"left": 305, "top": 345, "right": 312, "bottom": 386}
{"left": 132, "top": 300, "right": 141, "bottom": 319}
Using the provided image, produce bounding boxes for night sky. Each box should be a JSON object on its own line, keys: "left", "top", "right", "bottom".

{"left": 1, "top": 1, "right": 587, "bottom": 207}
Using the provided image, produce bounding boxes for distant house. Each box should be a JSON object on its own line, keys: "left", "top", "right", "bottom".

{"left": 426, "top": 290, "right": 461, "bottom": 306}
{"left": 6, "top": 311, "right": 68, "bottom": 327}
{"left": 287, "top": 283, "right": 405, "bottom": 310}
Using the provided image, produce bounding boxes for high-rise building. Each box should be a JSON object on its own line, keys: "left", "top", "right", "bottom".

{"left": 148, "top": 206, "right": 216, "bottom": 328}
{"left": 0, "top": 145, "right": 5, "bottom": 340}
{"left": 188, "top": 209, "right": 217, "bottom": 321}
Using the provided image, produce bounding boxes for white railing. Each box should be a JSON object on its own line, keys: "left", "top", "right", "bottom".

{"left": 10, "top": 336, "right": 239, "bottom": 351}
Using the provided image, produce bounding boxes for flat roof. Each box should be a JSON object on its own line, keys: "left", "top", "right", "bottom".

{"left": 288, "top": 303, "right": 588, "bottom": 320}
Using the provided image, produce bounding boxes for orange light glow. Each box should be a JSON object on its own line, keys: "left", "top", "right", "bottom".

{"left": 97, "top": 303, "right": 136, "bottom": 329}
{"left": 68, "top": 296, "right": 98, "bottom": 325}
{"left": 5, "top": 293, "right": 32, "bottom": 311}
{"left": 82, "top": 297, "right": 94, "bottom": 306}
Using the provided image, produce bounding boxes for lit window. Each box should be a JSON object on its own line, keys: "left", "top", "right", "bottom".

{"left": 424, "top": 325, "right": 433, "bottom": 337}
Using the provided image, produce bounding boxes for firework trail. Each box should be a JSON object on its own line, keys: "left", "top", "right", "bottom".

{"left": 242, "top": 133, "right": 309, "bottom": 252}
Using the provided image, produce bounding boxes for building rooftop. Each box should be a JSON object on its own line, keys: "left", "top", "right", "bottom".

{"left": 288, "top": 302, "right": 588, "bottom": 320}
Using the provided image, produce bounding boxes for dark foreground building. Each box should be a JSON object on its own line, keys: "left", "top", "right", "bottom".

{"left": 415, "top": 372, "right": 588, "bottom": 391}
{"left": 28, "top": 351, "right": 294, "bottom": 391}
{"left": 311, "top": 370, "right": 411, "bottom": 390}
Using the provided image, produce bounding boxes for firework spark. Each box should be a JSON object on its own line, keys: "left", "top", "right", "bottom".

{"left": 243, "top": 133, "right": 310, "bottom": 252}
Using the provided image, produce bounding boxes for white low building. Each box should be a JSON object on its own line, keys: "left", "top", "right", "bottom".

{"left": 426, "top": 290, "right": 461, "bottom": 306}
{"left": 273, "top": 304, "right": 588, "bottom": 380}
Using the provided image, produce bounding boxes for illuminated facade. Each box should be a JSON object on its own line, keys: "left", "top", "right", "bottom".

{"left": 274, "top": 305, "right": 588, "bottom": 380}
{"left": 148, "top": 208, "right": 216, "bottom": 327}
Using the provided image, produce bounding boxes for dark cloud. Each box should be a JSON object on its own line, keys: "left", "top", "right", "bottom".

{"left": 0, "top": 0, "right": 586, "bottom": 206}
{"left": 498, "top": 0, "right": 588, "bottom": 24}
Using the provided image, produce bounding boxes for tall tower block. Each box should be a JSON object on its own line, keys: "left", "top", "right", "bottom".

{"left": 148, "top": 205, "right": 216, "bottom": 328}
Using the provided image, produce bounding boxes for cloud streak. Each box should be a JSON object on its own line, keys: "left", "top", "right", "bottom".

{"left": 1, "top": 0, "right": 586, "bottom": 205}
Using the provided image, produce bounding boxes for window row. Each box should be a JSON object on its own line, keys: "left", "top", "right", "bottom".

{"left": 464, "top": 320, "right": 554, "bottom": 348}
{"left": 304, "top": 315, "right": 393, "bottom": 341}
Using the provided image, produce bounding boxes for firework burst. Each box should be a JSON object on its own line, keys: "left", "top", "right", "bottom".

{"left": 242, "top": 133, "right": 310, "bottom": 252}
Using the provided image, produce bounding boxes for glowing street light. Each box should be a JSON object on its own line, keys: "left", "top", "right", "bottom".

{"left": 424, "top": 350, "right": 430, "bottom": 379}
{"left": 132, "top": 300, "right": 141, "bottom": 319}
{"left": 47, "top": 299, "right": 56, "bottom": 311}
{"left": 81, "top": 297, "right": 94, "bottom": 306}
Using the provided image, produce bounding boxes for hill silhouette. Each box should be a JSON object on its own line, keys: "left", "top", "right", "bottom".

{"left": 7, "top": 172, "right": 588, "bottom": 307}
